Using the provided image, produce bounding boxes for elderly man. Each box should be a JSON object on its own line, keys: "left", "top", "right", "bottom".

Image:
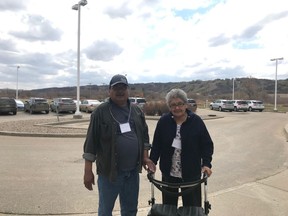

{"left": 83, "top": 74, "right": 155, "bottom": 216}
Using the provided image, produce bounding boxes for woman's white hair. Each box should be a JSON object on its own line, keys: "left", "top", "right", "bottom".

{"left": 165, "top": 89, "right": 188, "bottom": 106}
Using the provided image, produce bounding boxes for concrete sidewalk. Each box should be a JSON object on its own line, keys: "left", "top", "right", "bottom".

{"left": 68, "top": 168, "right": 288, "bottom": 216}
{"left": 46, "top": 119, "right": 288, "bottom": 216}
{"left": 204, "top": 168, "right": 288, "bottom": 216}
{"left": 26, "top": 168, "right": 286, "bottom": 216}
{"left": 1, "top": 111, "right": 287, "bottom": 216}
{"left": 50, "top": 120, "right": 288, "bottom": 216}
{"left": 1, "top": 168, "right": 287, "bottom": 216}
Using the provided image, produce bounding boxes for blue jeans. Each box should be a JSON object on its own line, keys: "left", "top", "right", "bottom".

{"left": 97, "top": 168, "right": 139, "bottom": 216}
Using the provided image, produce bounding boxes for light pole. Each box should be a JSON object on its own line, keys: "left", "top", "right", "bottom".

{"left": 270, "top": 57, "right": 284, "bottom": 112}
{"left": 232, "top": 78, "right": 235, "bottom": 100}
{"left": 16, "top": 66, "right": 20, "bottom": 99}
{"left": 88, "top": 82, "right": 92, "bottom": 98}
{"left": 72, "top": 0, "right": 87, "bottom": 119}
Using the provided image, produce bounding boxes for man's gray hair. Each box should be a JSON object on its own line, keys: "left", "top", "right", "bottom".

{"left": 165, "top": 89, "right": 188, "bottom": 106}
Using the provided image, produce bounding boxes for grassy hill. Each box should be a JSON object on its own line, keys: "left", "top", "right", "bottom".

{"left": 1, "top": 78, "right": 288, "bottom": 106}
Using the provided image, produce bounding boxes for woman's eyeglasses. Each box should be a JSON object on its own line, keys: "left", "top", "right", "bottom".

{"left": 169, "top": 102, "right": 186, "bottom": 109}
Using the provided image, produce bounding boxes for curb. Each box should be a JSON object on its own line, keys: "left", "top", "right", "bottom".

{"left": 285, "top": 125, "right": 288, "bottom": 142}
{"left": 0, "top": 131, "right": 86, "bottom": 138}
{"left": 0, "top": 115, "right": 286, "bottom": 139}
{"left": 0, "top": 115, "right": 223, "bottom": 138}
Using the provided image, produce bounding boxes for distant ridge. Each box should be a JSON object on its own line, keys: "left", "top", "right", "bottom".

{"left": 1, "top": 78, "right": 287, "bottom": 104}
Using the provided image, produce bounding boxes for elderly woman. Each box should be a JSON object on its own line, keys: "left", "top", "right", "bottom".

{"left": 149, "top": 88, "right": 214, "bottom": 207}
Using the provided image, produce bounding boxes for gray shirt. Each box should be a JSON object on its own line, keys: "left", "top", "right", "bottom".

{"left": 110, "top": 103, "right": 139, "bottom": 171}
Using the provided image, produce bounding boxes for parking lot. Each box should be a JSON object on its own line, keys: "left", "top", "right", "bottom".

{"left": 0, "top": 109, "right": 288, "bottom": 215}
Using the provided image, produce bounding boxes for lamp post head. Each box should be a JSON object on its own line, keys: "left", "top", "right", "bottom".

{"left": 72, "top": 4, "right": 79, "bottom": 10}
{"left": 79, "top": 0, "right": 87, "bottom": 6}
{"left": 72, "top": 0, "right": 87, "bottom": 10}
{"left": 271, "top": 57, "right": 284, "bottom": 61}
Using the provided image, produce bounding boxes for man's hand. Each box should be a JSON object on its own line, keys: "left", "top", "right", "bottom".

{"left": 84, "top": 170, "right": 95, "bottom": 191}
{"left": 143, "top": 158, "right": 156, "bottom": 173}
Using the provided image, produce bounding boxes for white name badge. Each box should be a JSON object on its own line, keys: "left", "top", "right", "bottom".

{"left": 120, "top": 122, "right": 131, "bottom": 133}
{"left": 172, "top": 138, "right": 181, "bottom": 149}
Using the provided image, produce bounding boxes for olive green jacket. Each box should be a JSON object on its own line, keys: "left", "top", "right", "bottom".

{"left": 82, "top": 99, "right": 150, "bottom": 181}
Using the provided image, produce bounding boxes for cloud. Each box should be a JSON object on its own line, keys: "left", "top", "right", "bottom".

{"left": 84, "top": 40, "right": 123, "bottom": 61}
{"left": 239, "top": 11, "right": 288, "bottom": 40}
{"left": 0, "top": 0, "right": 287, "bottom": 91}
{"left": 0, "top": 0, "right": 26, "bottom": 11}
{"left": 0, "top": 39, "right": 17, "bottom": 52}
{"left": 10, "top": 14, "right": 62, "bottom": 42}
{"left": 209, "top": 34, "right": 231, "bottom": 47}
{"left": 104, "top": 2, "right": 133, "bottom": 19}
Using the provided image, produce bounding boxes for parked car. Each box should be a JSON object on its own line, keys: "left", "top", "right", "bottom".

{"left": 209, "top": 101, "right": 214, "bottom": 109}
{"left": 102, "top": 97, "right": 110, "bottom": 103}
{"left": 210, "top": 99, "right": 234, "bottom": 112}
{"left": 0, "top": 97, "right": 17, "bottom": 115}
{"left": 73, "top": 100, "right": 82, "bottom": 105}
{"left": 24, "top": 98, "right": 49, "bottom": 114}
{"left": 247, "top": 100, "right": 265, "bottom": 112}
{"left": 231, "top": 100, "right": 248, "bottom": 112}
{"left": 80, "top": 99, "right": 102, "bottom": 113}
{"left": 187, "top": 98, "right": 197, "bottom": 112}
{"left": 129, "top": 97, "right": 146, "bottom": 109}
{"left": 50, "top": 98, "right": 76, "bottom": 113}
{"left": 14, "top": 99, "right": 24, "bottom": 111}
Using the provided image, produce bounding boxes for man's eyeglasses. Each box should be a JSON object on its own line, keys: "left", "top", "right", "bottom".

{"left": 169, "top": 102, "right": 186, "bottom": 109}
{"left": 112, "top": 84, "right": 128, "bottom": 90}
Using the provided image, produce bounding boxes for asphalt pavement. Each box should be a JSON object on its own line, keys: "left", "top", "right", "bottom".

{"left": 0, "top": 109, "right": 287, "bottom": 216}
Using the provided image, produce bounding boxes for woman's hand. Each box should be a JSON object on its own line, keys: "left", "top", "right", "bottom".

{"left": 202, "top": 166, "right": 212, "bottom": 177}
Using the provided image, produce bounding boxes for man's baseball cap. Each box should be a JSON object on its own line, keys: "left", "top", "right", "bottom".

{"left": 109, "top": 74, "right": 128, "bottom": 88}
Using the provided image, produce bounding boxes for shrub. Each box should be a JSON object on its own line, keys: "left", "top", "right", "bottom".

{"left": 143, "top": 101, "right": 169, "bottom": 116}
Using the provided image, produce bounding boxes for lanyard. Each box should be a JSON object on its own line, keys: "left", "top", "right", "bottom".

{"left": 109, "top": 104, "right": 131, "bottom": 124}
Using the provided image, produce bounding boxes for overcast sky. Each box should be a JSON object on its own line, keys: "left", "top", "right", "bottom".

{"left": 0, "top": 0, "right": 287, "bottom": 90}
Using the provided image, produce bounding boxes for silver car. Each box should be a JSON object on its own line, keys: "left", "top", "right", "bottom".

{"left": 24, "top": 98, "right": 49, "bottom": 114}
{"left": 210, "top": 99, "right": 234, "bottom": 112}
{"left": 247, "top": 100, "right": 265, "bottom": 112}
{"left": 80, "top": 99, "right": 102, "bottom": 113}
{"left": 187, "top": 98, "right": 197, "bottom": 112}
{"left": 129, "top": 97, "right": 146, "bottom": 109}
{"left": 231, "top": 100, "right": 248, "bottom": 112}
{"left": 50, "top": 98, "right": 76, "bottom": 114}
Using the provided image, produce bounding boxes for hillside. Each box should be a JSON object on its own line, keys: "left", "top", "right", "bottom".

{"left": 1, "top": 78, "right": 288, "bottom": 104}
